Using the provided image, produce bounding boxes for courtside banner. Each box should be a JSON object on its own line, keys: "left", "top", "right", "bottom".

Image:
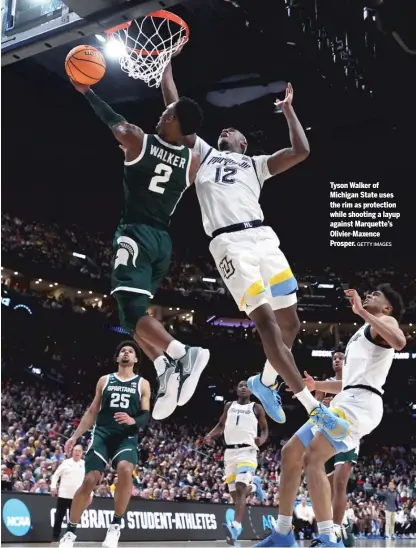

{"left": 1, "top": 492, "right": 276, "bottom": 542}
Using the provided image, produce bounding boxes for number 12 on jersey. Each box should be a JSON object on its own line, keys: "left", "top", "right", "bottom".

{"left": 215, "top": 166, "right": 237, "bottom": 184}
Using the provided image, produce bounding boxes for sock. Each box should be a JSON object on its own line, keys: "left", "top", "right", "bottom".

{"left": 111, "top": 514, "right": 123, "bottom": 525}
{"left": 295, "top": 387, "right": 320, "bottom": 413}
{"left": 166, "top": 340, "right": 187, "bottom": 360}
{"left": 342, "top": 512, "right": 349, "bottom": 526}
{"left": 232, "top": 520, "right": 242, "bottom": 530}
{"left": 154, "top": 356, "right": 168, "bottom": 376}
{"left": 67, "top": 522, "right": 78, "bottom": 535}
{"left": 318, "top": 520, "right": 337, "bottom": 543}
{"left": 261, "top": 360, "right": 279, "bottom": 387}
{"left": 275, "top": 514, "right": 292, "bottom": 535}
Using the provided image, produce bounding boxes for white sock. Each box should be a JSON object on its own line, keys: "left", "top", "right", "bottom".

{"left": 295, "top": 387, "right": 320, "bottom": 413}
{"left": 154, "top": 356, "right": 167, "bottom": 377}
{"left": 342, "top": 512, "right": 349, "bottom": 526}
{"left": 317, "top": 520, "right": 337, "bottom": 543}
{"left": 275, "top": 514, "right": 292, "bottom": 535}
{"left": 334, "top": 524, "right": 342, "bottom": 538}
{"left": 232, "top": 521, "right": 242, "bottom": 530}
{"left": 261, "top": 360, "right": 279, "bottom": 387}
{"left": 166, "top": 340, "right": 186, "bottom": 360}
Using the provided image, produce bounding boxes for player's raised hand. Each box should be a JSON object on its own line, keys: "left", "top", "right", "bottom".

{"left": 114, "top": 412, "right": 135, "bottom": 425}
{"left": 64, "top": 436, "right": 76, "bottom": 456}
{"left": 274, "top": 83, "right": 294, "bottom": 113}
{"left": 70, "top": 78, "right": 90, "bottom": 94}
{"left": 345, "top": 289, "right": 364, "bottom": 316}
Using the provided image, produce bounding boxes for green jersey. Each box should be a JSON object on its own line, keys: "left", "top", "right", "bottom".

{"left": 96, "top": 373, "right": 142, "bottom": 434}
{"left": 121, "top": 134, "right": 192, "bottom": 229}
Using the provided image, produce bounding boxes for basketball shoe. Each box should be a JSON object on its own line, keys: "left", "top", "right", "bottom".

{"left": 152, "top": 357, "right": 180, "bottom": 420}
{"left": 252, "top": 475, "right": 265, "bottom": 502}
{"left": 309, "top": 405, "right": 351, "bottom": 441}
{"left": 58, "top": 532, "right": 77, "bottom": 548}
{"left": 223, "top": 521, "right": 242, "bottom": 546}
{"left": 102, "top": 524, "right": 121, "bottom": 548}
{"left": 311, "top": 534, "right": 345, "bottom": 546}
{"left": 177, "top": 346, "right": 210, "bottom": 406}
{"left": 254, "top": 529, "right": 298, "bottom": 547}
{"left": 247, "top": 374, "right": 286, "bottom": 423}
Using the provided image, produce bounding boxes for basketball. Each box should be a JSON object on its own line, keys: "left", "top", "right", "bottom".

{"left": 65, "top": 45, "right": 106, "bottom": 86}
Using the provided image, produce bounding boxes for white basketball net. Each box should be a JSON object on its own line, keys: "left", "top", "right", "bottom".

{"left": 107, "top": 14, "right": 188, "bottom": 88}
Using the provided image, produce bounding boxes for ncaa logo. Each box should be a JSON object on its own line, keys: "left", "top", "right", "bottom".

{"left": 2, "top": 499, "right": 31, "bottom": 536}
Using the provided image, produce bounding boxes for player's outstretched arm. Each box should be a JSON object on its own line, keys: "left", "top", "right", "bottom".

{"left": 267, "top": 83, "right": 310, "bottom": 176}
{"left": 70, "top": 80, "right": 143, "bottom": 153}
{"left": 204, "top": 402, "right": 231, "bottom": 442}
{"left": 161, "top": 61, "right": 197, "bottom": 149}
{"left": 254, "top": 403, "right": 269, "bottom": 446}
{"left": 64, "top": 375, "right": 106, "bottom": 453}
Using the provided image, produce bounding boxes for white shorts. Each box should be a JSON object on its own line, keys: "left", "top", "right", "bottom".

{"left": 224, "top": 446, "right": 258, "bottom": 491}
{"left": 296, "top": 388, "right": 383, "bottom": 453}
{"left": 209, "top": 226, "right": 298, "bottom": 315}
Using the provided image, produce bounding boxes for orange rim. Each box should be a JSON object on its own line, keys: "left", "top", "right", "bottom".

{"left": 105, "top": 10, "right": 189, "bottom": 56}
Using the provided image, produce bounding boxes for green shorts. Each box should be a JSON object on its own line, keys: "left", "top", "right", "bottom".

{"left": 85, "top": 427, "right": 139, "bottom": 474}
{"left": 325, "top": 448, "right": 359, "bottom": 476}
{"left": 111, "top": 223, "right": 172, "bottom": 334}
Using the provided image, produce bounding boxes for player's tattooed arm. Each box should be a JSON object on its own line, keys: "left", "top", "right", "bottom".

{"left": 254, "top": 403, "right": 269, "bottom": 446}
{"left": 161, "top": 61, "right": 197, "bottom": 149}
{"left": 70, "top": 80, "right": 144, "bottom": 155}
{"left": 267, "top": 83, "right": 310, "bottom": 176}
{"left": 204, "top": 402, "right": 232, "bottom": 443}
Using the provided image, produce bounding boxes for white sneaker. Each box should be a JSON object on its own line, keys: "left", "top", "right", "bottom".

{"left": 59, "top": 532, "right": 77, "bottom": 548}
{"left": 152, "top": 359, "right": 180, "bottom": 420}
{"left": 102, "top": 524, "right": 121, "bottom": 548}
{"left": 177, "top": 346, "right": 210, "bottom": 406}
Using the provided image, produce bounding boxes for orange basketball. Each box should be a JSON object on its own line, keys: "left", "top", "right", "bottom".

{"left": 65, "top": 45, "right": 106, "bottom": 86}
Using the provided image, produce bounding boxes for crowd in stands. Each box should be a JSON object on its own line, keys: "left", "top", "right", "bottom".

{"left": 2, "top": 212, "right": 416, "bottom": 311}
{"left": 2, "top": 381, "right": 416, "bottom": 538}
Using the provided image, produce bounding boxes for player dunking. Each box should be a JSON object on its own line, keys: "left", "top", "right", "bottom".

{"left": 258, "top": 285, "right": 405, "bottom": 547}
{"left": 204, "top": 380, "right": 268, "bottom": 545}
{"left": 70, "top": 81, "right": 209, "bottom": 421}
{"left": 317, "top": 352, "right": 356, "bottom": 547}
{"left": 59, "top": 342, "right": 151, "bottom": 548}
{"left": 160, "top": 60, "right": 350, "bottom": 439}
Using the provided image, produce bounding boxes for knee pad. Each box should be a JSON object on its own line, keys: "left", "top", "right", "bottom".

{"left": 235, "top": 471, "right": 253, "bottom": 486}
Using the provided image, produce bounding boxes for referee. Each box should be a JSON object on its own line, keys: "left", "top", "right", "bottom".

{"left": 51, "top": 444, "right": 90, "bottom": 541}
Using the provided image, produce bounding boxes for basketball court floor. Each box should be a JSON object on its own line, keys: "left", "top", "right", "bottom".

{"left": 3, "top": 542, "right": 416, "bottom": 547}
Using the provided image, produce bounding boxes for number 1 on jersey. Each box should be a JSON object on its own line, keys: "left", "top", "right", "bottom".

{"left": 236, "top": 415, "right": 240, "bottom": 426}
{"left": 149, "top": 163, "right": 172, "bottom": 194}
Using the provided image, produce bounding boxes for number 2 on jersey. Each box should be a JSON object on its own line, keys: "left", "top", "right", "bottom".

{"left": 110, "top": 393, "right": 130, "bottom": 409}
{"left": 149, "top": 163, "right": 172, "bottom": 194}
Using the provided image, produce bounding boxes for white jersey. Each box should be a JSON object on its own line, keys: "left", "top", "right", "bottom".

{"left": 224, "top": 401, "right": 258, "bottom": 447}
{"left": 342, "top": 324, "right": 395, "bottom": 395}
{"left": 194, "top": 136, "right": 273, "bottom": 236}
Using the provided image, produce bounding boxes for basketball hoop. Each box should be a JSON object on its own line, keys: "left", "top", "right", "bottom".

{"left": 105, "top": 10, "right": 189, "bottom": 88}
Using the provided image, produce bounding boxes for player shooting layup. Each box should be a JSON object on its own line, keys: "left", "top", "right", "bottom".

{"left": 70, "top": 80, "right": 209, "bottom": 421}
{"left": 160, "top": 60, "right": 350, "bottom": 440}
{"left": 204, "top": 380, "right": 268, "bottom": 545}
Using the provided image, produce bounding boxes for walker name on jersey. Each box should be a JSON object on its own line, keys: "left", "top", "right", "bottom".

{"left": 51, "top": 508, "right": 217, "bottom": 531}
{"left": 207, "top": 155, "right": 251, "bottom": 169}
{"left": 107, "top": 385, "right": 136, "bottom": 394}
{"left": 149, "top": 145, "right": 186, "bottom": 168}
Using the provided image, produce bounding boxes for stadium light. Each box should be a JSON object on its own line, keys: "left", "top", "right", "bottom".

{"left": 202, "top": 277, "right": 216, "bottom": 283}
{"left": 73, "top": 252, "right": 86, "bottom": 259}
{"left": 105, "top": 39, "right": 127, "bottom": 59}
{"left": 95, "top": 34, "right": 106, "bottom": 43}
